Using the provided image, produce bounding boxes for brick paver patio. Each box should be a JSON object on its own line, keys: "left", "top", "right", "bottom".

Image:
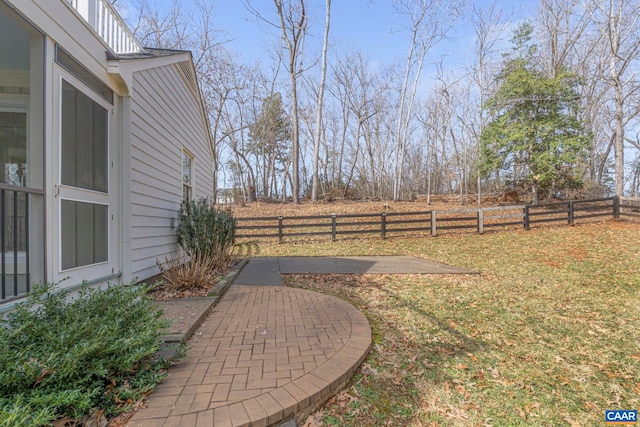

{"left": 128, "top": 285, "right": 371, "bottom": 427}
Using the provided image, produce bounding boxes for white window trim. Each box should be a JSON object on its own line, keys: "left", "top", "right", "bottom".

{"left": 182, "top": 148, "right": 194, "bottom": 200}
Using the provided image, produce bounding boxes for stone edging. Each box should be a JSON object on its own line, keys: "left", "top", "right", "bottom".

{"left": 160, "top": 258, "right": 248, "bottom": 344}
{"left": 208, "top": 258, "right": 249, "bottom": 296}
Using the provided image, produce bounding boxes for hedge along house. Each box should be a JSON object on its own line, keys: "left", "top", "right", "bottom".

{"left": 0, "top": 0, "right": 215, "bottom": 311}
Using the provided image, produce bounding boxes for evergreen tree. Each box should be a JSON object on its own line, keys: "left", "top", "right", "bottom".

{"left": 248, "top": 93, "right": 292, "bottom": 198}
{"left": 480, "top": 22, "right": 589, "bottom": 204}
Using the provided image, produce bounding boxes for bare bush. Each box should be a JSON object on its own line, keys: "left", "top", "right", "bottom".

{"left": 157, "top": 248, "right": 218, "bottom": 290}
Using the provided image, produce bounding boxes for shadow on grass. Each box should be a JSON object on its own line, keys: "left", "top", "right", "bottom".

{"left": 284, "top": 274, "right": 488, "bottom": 425}
{"left": 233, "top": 240, "right": 261, "bottom": 257}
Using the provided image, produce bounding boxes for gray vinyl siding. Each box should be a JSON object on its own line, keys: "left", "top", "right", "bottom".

{"left": 129, "top": 63, "right": 213, "bottom": 280}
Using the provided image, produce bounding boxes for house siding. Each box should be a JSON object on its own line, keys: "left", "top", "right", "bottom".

{"left": 0, "top": 0, "right": 215, "bottom": 313}
{"left": 129, "top": 63, "right": 213, "bottom": 281}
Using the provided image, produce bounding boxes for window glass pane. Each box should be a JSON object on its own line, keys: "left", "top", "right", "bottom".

{"left": 182, "top": 151, "right": 192, "bottom": 199}
{"left": 61, "top": 80, "right": 108, "bottom": 192}
{"left": 0, "top": 111, "right": 27, "bottom": 186}
{"left": 182, "top": 152, "right": 192, "bottom": 185}
{"left": 61, "top": 200, "right": 108, "bottom": 270}
{"left": 1, "top": 3, "right": 44, "bottom": 191}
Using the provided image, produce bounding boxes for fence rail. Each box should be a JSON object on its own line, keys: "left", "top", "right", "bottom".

{"left": 235, "top": 197, "right": 630, "bottom": 243}
{"left": 620, "top": 198, "right": 640, "bottom": 219}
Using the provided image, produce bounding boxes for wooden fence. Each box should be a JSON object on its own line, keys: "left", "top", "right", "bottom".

{"left": 620, "top": 197, "right": 640, "bottom": 220}
{"left": 235, "top": 196, "right": 637, "bottom": 243}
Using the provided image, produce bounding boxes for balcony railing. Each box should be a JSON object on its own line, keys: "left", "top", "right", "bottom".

{"left": 1, "top": 187, "right": 32, "bottom": 303}
{"left": 65, "top": 0, "right": 143, "bottom": 54}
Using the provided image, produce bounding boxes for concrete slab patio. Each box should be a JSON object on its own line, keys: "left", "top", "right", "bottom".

{"left": 234, "top": 256, "right": 474, "bottom": 286}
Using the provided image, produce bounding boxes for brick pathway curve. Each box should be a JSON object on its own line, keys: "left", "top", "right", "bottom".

{"left": 128, "top": 285, "right": 371, "bottom": 426}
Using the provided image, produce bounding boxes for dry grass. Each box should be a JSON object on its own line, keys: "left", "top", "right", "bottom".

{"left": 235, "top": 206, "right": 640, "bottom": 426}
{"left": 229, "top": 199, "right": 472, "bottom": 219}
{"left": 157, "top": 250, "right": 219, "bottom": 291}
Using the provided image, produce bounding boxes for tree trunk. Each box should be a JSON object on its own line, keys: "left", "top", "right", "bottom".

{"left": 614, "top": 83, "right": 625, "bottom": 196}
{"left": 311, "top": 0, "right": 331, "bottom": 202}
{"left": 273, "top": 0, "right": 306, "bottom": 204}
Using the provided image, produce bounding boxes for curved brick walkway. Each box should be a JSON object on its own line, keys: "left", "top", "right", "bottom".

{"left": 128, "top": 285, "right": 371, "bottom": 427}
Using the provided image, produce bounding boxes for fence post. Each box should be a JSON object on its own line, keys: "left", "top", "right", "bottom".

{"left": 331, "top": 213, "right": 337, "bottom": 242}
{"left": 381, "top": 212, "right": 387, "bottom": 239}
{"left": 613, "top": 195, "right": 620, "bottom": 219}
{"left": 431, "top": 210, "right": 437, "bottom": 237}
{"left": 477, "top": 208, "right": 484, "bottom": 234}
{"left": 568, "top": 201, "right": 575, "bottom": 226}
{"left": 524, "top": 205, "right": 530, "bottom": 230}
{"left": 278, "top": 216, "right": 283, "bottom": 244}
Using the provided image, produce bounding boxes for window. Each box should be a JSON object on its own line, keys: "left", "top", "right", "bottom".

{"left": 182, "top": 150, "right": 193, "bottom": 200}
{"left": 0, "top": 2, "right": 45, "bottom": 301}
{"left": 0, "top": 110, "right": 27, "bottom": 187}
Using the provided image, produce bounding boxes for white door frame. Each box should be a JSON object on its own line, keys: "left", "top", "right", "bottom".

{"left": 51, "top": 66, "right": 119, "bottom": 285}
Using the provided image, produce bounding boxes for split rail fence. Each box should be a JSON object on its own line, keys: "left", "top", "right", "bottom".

{"left": 235, "top": 196, "right": 639, "bottom": 243}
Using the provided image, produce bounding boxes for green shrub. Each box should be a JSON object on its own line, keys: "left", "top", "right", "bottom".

{"left": 0, "top": 281, "right": 170, "bottom": 424}
{"left": 177, "top": 198, "right": 236, "bottom": 267}
{"left": 0, "top": 396, "right": 55, "bottom": 427}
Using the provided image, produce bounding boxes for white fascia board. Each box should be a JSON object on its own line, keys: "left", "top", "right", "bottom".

{"left": 107, "top": 51, "right": 191, "bottom": 95}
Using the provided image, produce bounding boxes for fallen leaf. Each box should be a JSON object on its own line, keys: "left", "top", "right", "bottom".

{"left": 563, "top": 416, "right": 582, "bottom": 427}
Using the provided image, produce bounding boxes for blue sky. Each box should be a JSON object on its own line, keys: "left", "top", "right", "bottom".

{"left": 209, "top": 0, "right": 535, "bottom": 67}
{"left": 118, "top": 1, "right": 536, "bottom": 70}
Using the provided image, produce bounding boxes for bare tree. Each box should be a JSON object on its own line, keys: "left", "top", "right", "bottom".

{"left": 468, "top": 2, "right": 507, "bottom": 203}
{"left": 536, "top": 0, "right": 590, "bottom": 77}
{"left": 220, "top": 62, "right": 261, "bottom": 202}
{"left": 272, "top": 0, "right": 307, "bottom": 203}
{"left": 585, "top": 0, "right": 640, "bottom": 196}
{"left": 310, "top": 0, "right": 331, "bottom": 202}
{"left": 122, "top": 0, "right": 229, "bottom": 195}
{"left": 243, "top": 0, "right": 308, "bottom": 202}
{"left": 391, "top": 0, "right": 463, "bottom": 201}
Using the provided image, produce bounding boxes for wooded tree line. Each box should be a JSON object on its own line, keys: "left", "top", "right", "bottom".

{"left": 115, "top": 0, "right": 640, "bottom": 204}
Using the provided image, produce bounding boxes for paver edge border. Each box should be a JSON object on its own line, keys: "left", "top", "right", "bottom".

{"left": 209, "top": 258, "right": 249, "bottom": 296}
{"left": 290, "top": 293, "right": 372, "bottom": 423}
{"left": 228, "top": 290, "right": 372, "bottom": 427}
{"left": 160, "top": 258, "right": 249, "bottom": 343}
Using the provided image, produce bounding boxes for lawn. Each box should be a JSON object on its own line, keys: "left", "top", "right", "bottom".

{"left": 237, "top": 220, "right": 640, "bottom": 426}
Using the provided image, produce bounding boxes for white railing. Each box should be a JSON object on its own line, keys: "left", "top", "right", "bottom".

{"left": 65, "top": 0, "right": 143, "bottom": 54}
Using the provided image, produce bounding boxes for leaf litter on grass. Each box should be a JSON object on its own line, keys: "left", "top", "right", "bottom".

{"left": 274, "top": 220, "right": 640, "bottom": 426}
